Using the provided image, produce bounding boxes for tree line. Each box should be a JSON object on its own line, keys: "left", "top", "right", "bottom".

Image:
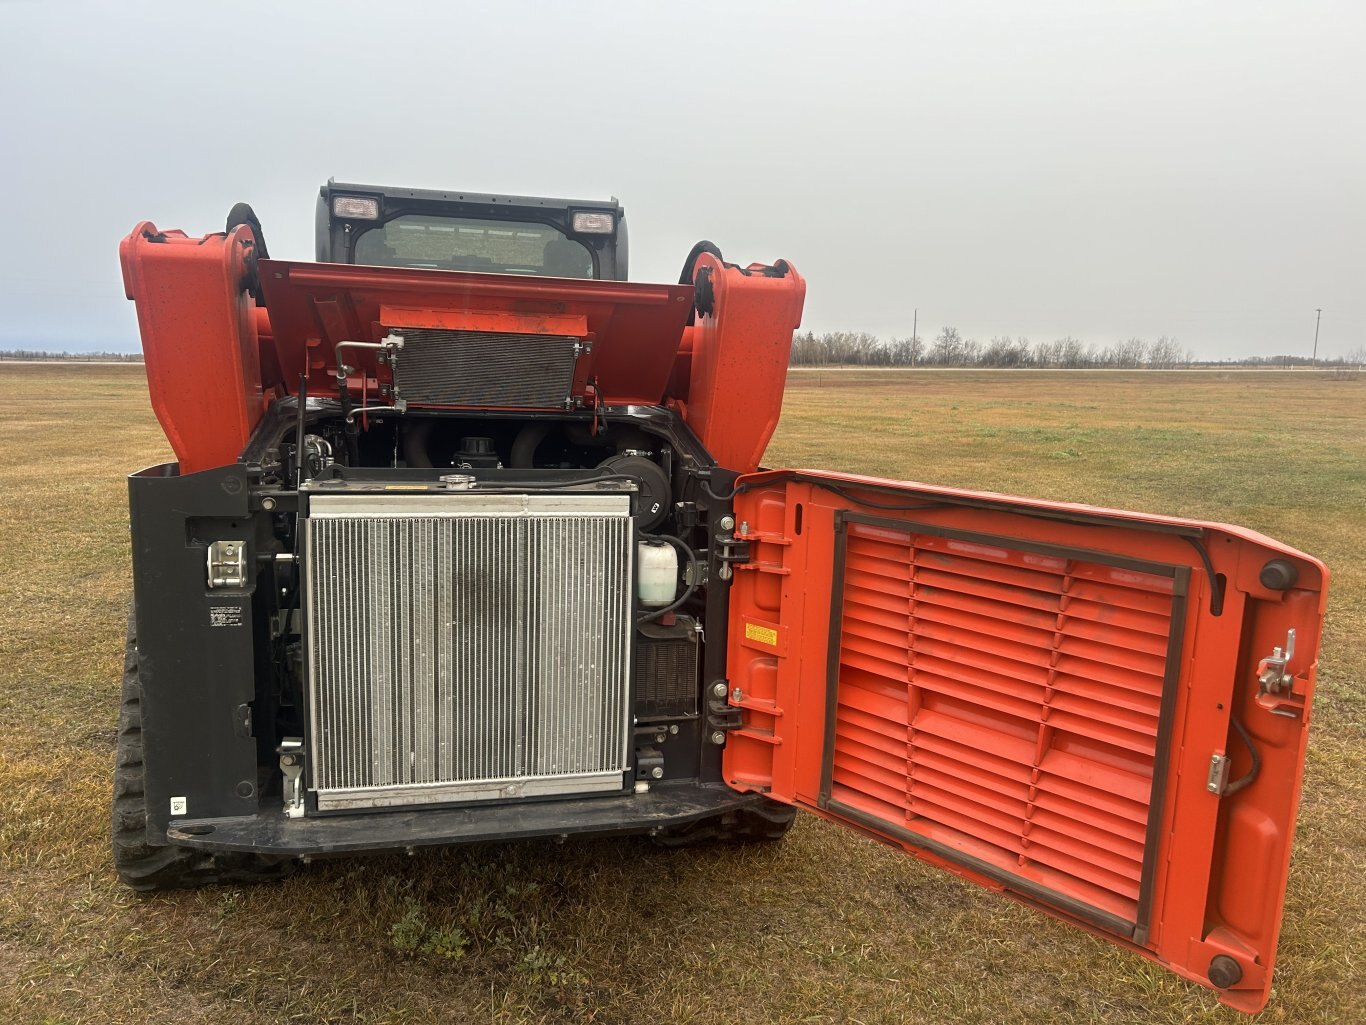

{"left": 790, "top": 330, "right": 1366, "bottom": 369}
{"left": 0, "top": 349, "right": 144, "bottom": 361}
{"left": 789, "top": 329, "right": 1199, "bottom": 368}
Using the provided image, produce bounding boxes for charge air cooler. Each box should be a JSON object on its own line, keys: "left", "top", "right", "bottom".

{"left": 303, "top": 491, "right": 634, "bottom": 811}
{"left": 393, "top": 328, "right": 582, "bottom": 409}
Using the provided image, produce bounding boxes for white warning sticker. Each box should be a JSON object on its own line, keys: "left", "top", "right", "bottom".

{"left": 170, "top": 796, "right": 187, "bottom": 816}
{"left": 209, "top": 605, "right": 244, "bottom": 628}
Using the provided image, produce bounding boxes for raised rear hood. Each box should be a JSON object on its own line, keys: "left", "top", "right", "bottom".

{"left": 257, "top": 259, "right": 695, "bottom": 407}
{"left": 120, "top": 220, "right": 801, "bottom": 475}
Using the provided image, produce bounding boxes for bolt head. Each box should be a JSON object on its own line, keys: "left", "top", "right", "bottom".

{"left": 261, "top": 497, "right": 276, "bottom": 511}
{"left": 719, "top": 514, "right": 736, "bottom": 531}
{"left": 711, "top": 681, "right": 728, "bottom": 698}
{"left": 710, "top": 731, "right": 727, "bottom": 745}
{"left": 650, "top": 766, "right": 664, "bottom": 779}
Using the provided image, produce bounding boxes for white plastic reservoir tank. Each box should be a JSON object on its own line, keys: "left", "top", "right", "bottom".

{"left": 637, "top": 540, "right": 680, "bottom": 607}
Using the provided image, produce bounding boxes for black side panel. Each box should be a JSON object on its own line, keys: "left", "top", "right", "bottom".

{"left": 128, "top": 463, "right": 260, "bottom": 840}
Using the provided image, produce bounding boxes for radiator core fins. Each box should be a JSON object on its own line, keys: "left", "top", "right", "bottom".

{"left": 304, "top": 492, "right": 633, "bottom": 810}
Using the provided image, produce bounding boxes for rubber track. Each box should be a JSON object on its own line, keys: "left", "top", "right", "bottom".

{"left": 111, "top": 614, "right": 294, "bottom": 891}
{"left": 649, "top": 797, "right": 797, "bottom": 848}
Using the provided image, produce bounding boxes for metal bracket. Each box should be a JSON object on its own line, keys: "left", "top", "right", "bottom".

{"left": 1256, "top": 628, "right": 1297, "bottom": 694}
{"left": 277, "top": 737, "right": 305, "bottom": 819}
{"left": 635, "top": 746, "right": 664, "bottom": 781}
{"left": 1206, "top": 753, "right": 1231, "bottom": 795}
{"left": 714, "top": 534, "right": 752, "bottom": 582}
{"left": 705, "top": 680, "right": 742, "bottom": 744}
{"left": 206, "top": 540, "right": 248, "bottom": 588}
{"left": 673, "top": 501, "right": 700, "bottom": 531}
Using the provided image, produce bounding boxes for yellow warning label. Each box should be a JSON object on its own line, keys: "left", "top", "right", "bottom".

{"left": 383, "top": 485, "right": 431, "bottom": 491}
{"left": 744, "top": 623, "right": 779, "bottom": 647}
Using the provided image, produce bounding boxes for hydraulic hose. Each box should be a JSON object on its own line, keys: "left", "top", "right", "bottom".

{"left": 678, "top": 241, "right": 723, "bottom": 326}
{"left": 678, "top": 240, "right": 723, "bottom": 285}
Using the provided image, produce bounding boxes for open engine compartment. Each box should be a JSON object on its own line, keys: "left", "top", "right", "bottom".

{"left": 129, "top": 396, "right": 757, "bottom": 836}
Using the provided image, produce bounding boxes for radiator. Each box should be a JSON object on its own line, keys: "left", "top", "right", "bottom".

{"left": 303, "top": 491, "right": 633, "bottom": 811}
{"left": 393, "top": 328, "right": 580, "bottom": 408}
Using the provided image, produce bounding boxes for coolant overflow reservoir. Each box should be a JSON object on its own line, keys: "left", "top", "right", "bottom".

{"left": 637, "top": 541, "right": 680, "bottom": 607}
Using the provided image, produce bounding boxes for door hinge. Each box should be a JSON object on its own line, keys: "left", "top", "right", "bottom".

{"left": 705, "top": 679, "right": 742, "bottom": 744}
{"left": 714, "top": 535, "right": 752, "bottom": 582}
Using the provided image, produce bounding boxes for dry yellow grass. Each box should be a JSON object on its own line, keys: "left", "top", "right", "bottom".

{"left": 1, "top": 364, "right": 1362, "bottom": 1024}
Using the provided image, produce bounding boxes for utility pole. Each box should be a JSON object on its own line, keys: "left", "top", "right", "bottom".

{"left": 911, "top": 308, "right": 918, "bottom": 368}
{"left": 1312, "top": 308, "right": 1322, "bottom": 363}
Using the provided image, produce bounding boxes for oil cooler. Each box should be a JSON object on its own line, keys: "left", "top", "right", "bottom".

{"left": 303, "top": 490, "right": 634, "bottom": 811}
{"left": 634, "top": 617, "right": 700, "bottom": 720}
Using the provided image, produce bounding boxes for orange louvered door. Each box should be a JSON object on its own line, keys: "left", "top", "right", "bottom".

{"left": 721, "top": 471, "right": 1327, "bottom": 1013}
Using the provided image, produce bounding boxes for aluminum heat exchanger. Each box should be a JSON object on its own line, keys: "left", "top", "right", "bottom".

{"left": 304, "top": 492, "right": 634, "bottom": 811}
{"left": 394, "top": 328, "right": 582, "bottom": 408}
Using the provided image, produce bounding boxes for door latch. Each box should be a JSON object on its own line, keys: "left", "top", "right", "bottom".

{"left": 278, "top": 738, "right": 305, "bottom": 818}
{"left": 207, "top": 540, "right": 248, "bottom": 588}
{"left": 1256, "top": 629, "right": 1296, "bottom": 694}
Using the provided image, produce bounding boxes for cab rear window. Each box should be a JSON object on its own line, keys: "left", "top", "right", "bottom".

{"left": 353, "top": 215, "right": 594, "bottom": 278}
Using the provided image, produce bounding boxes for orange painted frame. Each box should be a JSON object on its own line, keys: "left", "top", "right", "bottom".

{"left": 119, "top": 222, "right": 267, "bottom": 474}
{"left": 678, "top": 255, "right": 806, "bottom": 473}
{"left": 722, "top": 470, "right": 1326, "bottom": 1013}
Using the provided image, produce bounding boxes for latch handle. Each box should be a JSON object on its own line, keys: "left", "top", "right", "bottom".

{"left": 1256, "top": 628, "right": 1297, "bottom": 695}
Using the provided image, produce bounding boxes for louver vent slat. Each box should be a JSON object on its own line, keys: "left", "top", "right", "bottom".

{"left": 826, "top": 517, "right": 1182, "bottom": 931}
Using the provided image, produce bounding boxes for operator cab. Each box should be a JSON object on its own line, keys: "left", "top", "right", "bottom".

{"left": 316, "top": 179, "right": 629, "bottom": 281}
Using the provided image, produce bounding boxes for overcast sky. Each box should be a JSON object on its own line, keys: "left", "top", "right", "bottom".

{"left": 2, "top": 0, "right": 1361, "bottom": 359}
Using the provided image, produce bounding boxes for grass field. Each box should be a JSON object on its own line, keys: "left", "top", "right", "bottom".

{"left": 1, "top": 365, "right": 1362, "bottom": 1025}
